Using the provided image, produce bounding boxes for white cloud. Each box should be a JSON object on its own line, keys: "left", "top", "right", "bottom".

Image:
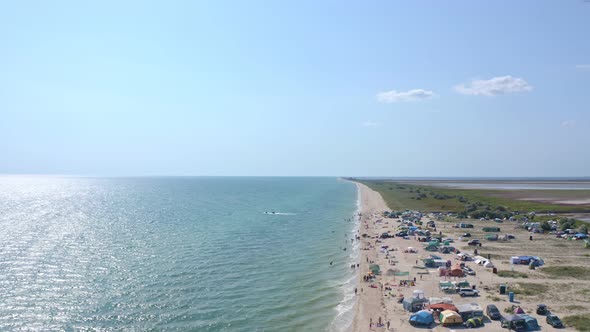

{"left": 454, "top": 75, "right": 532, "bottom": 96}
{"left": 576, "top": 64, "right": 590, "bottom": 70}
{"left": 561, "top": 120, "right": 576, "bottom": 128}
{"left": 376, "top": 89, "right": 434, "bottom": 103}
{"left": 362, "top": 120, "right": 379, "bottom": 127}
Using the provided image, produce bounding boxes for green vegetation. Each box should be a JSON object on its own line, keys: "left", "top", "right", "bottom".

{"left": 487, "top": 295, "right": 504, "bottom": 302}
{"left": 542, "top": 266, "right": 590, "bottom": 280}
{"left": 540, "top": 220, "right": 552, "bottom": 231}
{"left": 497, "top": 270, "right": 528, "bottom": 278}
{"left": 563, "top": 305, "right": 586, "bottom": 311}
{"left": 480, "top": 253, "right": 509, "bottom": 260}
{"left": 563, "top": 314, "right": 590, "bottom": 332}
{"left": 510, "top": 283, "right": 549, "bottom": 296}
{"left": 357, "top": 180, "right": 590, "bottom": 214}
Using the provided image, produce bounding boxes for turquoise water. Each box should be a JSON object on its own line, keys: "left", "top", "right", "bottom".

{"left": 0, "top": 177, "right": 359, "bottom": 331}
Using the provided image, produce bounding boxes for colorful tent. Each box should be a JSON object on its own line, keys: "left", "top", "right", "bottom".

{"left": 409, "top": 310, "right": 434, "bottom": 326}
{"left": 449, "top": 265, "right": 464, "bottom": 277}
{"left": 464, "top": 317, "right": 484, "bottom": 328}
{"left": 428, "top": 303, "right": 458, "bottom": 312}
{"left": 369, "top": 264, "right": 381, "bottom": 275}
{"left": 440, "top": 310, "right": 463, "bottom": 325}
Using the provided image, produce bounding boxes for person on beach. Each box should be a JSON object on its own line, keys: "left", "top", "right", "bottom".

{"left": 355, "top": 287, "right": 357, "bottom": 295}
{"left": 378, "top": 316, "right": 382, "bottom": 326}
{"left": 369, "top": 318, "right": 372, "bottom": 328}
{"left": 387, "top": 321, "right": 390, "bottom": 330}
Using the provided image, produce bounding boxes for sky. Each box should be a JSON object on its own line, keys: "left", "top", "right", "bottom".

{"left": 1, "top": 1, "right": 589, "bottom": 177}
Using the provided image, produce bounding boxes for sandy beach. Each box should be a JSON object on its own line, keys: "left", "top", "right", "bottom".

{"left": 351, "top": 182, "right": 577, "bottom": 332}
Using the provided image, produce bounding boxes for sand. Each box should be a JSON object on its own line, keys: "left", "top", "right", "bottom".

{"left": 351, "top": 182, "right": 580, "bottom": 331}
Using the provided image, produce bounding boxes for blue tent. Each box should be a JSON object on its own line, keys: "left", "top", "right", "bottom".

{"left": 575, "top": 233, "right": 588, "bottom": 239}
{"left": 410, "top": 310, "right": 434, "bottom": 326}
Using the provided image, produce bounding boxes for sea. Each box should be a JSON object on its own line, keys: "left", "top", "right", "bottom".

{"left": 0, "top": 176, "right": 360, "bottom": 332}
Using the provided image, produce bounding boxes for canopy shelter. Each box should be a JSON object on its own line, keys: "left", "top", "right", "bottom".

{"left": 412, "top": 290, "right": 425, "bottom": 299}
{"left": 440, "top": 310, "right": 463, "bottom": 326}
{"left": 403, "top": 296, "right": 429, "bottom": 312}
{"left": 409, "top": 310, "right": 434, "bottom": 326}
{"left": 439, "top": 281, "right": 454, "bottom": 293}
{"left": 456, "top": 280, "right": 470, "bottom": 288}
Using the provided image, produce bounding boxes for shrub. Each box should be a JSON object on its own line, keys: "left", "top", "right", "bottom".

{"left": 540, "top": 221, "right": 552, "bottom": 232}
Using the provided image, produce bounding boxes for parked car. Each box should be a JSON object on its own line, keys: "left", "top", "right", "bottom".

{"left": 396, "top": 231, "right": 407, "bottom": 237}
{"left": 486, "top": 304, "right": 501, "bottom": 320}
{"left": 462, "top": 266, "right": 476, "bottom": 276}
{"left": 463, "top": 233, "right": 471, "bottom": 237}
{"left": 458, "top": 288, "right": 479, "bottom": 297}
{"left": 443, "top": 238, "right": 454, "bottom": 243}
{"left": 467, "top": 239, "right": 481, "bottom": 246}
{"left": 546, "top": 314, "right": 563, "bottom": 328}
{"left": 536, "top": 304, "right": 548, "bottom": 315}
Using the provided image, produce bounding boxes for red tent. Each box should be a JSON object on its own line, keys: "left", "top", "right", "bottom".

{"left": 449, "top": 265, "right": 464, "bottom": 277}
{"left": 428, "top": 303, "right": 459, "bottom": 313}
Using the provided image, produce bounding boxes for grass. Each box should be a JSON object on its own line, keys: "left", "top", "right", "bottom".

{"left": 510, "top": 283, "right": 549, "bottom": 296}
{"left": 487, "top": 295, "right": 504, "bottom": 302}
{"left": 479, "top": 253, "right": 509, "bottom": 260}
{"left": 356, "top": 179, "right": 590, "bottom": 213}
{"left": 541, "top": 266, "right": 590, "bottom": 280}
{"left": 563, "top": 305, "right": 586, "bottom": 311}
{"left": 563, "top": 314, "right": 590, "bottom": 332}
{"left": 497, "top": 270, "right": 529, "bottom": 278}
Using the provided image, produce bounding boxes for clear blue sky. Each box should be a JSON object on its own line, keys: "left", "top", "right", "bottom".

{"left": 1, "top": 1, "right": 589, "bottom": 177}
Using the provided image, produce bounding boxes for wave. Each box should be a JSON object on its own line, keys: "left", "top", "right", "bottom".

{"left": 262, "top": 212, "right": 297, "bottom": 215}
{"left": 328, "top": 185, "right": 361, "bottom": 332}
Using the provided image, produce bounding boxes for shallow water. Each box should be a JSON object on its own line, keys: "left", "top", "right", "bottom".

{"left": 0, "top": 176, "right": 358, "bottom": 331}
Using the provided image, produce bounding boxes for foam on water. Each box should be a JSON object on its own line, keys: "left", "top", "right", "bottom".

{"left": 329, "top": 184, "right": 361, "bottom": 332}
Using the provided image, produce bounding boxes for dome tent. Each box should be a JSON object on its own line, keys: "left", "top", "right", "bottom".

{"left": 409, "top": 310, "right": 434, "bottom": 326}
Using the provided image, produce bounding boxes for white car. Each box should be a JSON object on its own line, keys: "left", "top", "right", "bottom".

{"left": 458, "top": 288, "right": 479, "bottom": 297}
